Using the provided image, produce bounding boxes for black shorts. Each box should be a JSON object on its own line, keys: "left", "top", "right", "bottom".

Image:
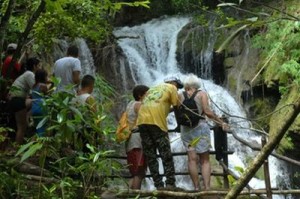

{"left": 9, "top": 97, "right": 26, "bottom": 112}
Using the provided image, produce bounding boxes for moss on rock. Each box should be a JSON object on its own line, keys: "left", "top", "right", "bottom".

{"left": 269, "top": 85, "right": 300, "bottom": 155}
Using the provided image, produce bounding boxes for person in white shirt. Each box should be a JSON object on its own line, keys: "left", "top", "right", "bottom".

{"left": 73, "top": 74, "right": 97, "bottom": 152}
{"left": 53, "top": 45, "right": 81, "bottom": 94}
{"left": 75, "top": 74, "right": 96, "bottom": 113}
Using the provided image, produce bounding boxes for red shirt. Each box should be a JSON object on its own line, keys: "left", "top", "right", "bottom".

{"left": 1, "top": 56, "right": 21, "bottom": 80}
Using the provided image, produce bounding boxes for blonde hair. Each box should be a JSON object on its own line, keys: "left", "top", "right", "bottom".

{"left": 184, "top": 73, "right": 201, "bottom": 89}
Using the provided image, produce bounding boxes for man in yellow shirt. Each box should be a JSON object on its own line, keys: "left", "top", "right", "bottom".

{"left": 137, "top": 77, "right": 183, "bottom": 189}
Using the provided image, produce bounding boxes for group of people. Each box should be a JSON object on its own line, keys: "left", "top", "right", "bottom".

{"left": 124, "top": 74, "right": 229, "bottom": 191}
{"left": 1, "top": 42, "right": 229, "bottom": 191}
{"left": 0, "top": 43, "right": 96, "bottom": 146}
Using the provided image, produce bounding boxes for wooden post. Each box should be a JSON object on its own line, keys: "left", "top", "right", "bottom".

{"left": 262, "top": 136, "right": 272, "bottom": 199}
{"left": 214, "top": 117, "right": 229, "bottom": 188}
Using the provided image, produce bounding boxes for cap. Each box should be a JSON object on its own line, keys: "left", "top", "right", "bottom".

{"left": 164, "top": 76, "right": 184, "bottom": 89}
{"left": 7, "top": 43, "right": 17, "bottom": 50}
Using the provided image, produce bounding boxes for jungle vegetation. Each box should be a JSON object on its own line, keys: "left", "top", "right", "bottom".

{"left": 0, "top": 0, "right": 299, "bottom": 198}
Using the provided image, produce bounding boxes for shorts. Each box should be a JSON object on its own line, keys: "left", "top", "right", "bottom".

{"left": 126, "top": 148, "right": 147, "bottom": 176}
{"left": 181, "top": 121, "right": 211, "bottom": 154}
{"left": 9, "top": 97, "right": 26, "bottom": 113}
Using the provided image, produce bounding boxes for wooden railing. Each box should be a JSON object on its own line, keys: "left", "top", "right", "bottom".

{"left": 105, "top": 125, "right": 234, "bottom": 189}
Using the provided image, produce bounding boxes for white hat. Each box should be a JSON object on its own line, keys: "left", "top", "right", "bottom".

{"left": 7, "top": 43, "right": 17, "bottom": 50}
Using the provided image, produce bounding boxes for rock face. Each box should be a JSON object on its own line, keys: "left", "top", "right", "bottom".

{"left": 176, "top": 21, "right": 226, "bottom": 85}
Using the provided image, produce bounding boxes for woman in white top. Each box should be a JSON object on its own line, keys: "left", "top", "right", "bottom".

{"left": 8, "top": 57, "right": 40, "bottom": 144}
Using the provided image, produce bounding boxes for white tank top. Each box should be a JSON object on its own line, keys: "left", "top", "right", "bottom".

{"left": 76, "top": 93, "right": 91, "bottom": 104}
{"left": 125, "top": 100, "right": 142, "bottom": 152}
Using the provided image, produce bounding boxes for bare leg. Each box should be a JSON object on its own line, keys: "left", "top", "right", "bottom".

{"left": 14, "top": 99, "right": 32, "bottom": 145}
{"left": 15, "top": 108, "right": 27, "bottom": 145}
{"left": 128, "top": 178, "right": 133, "bottom": 188}
{"left": 199, "top": 152, "right": 211, "bottom": 190}
{"left": 131, "top": 175, "right": 144, "bottom": 189}
{"left": 187, "top": 149, "right": 200, "bottom": 190}
{"left": 25, "top": 99, "right": 32, "bottom": 125}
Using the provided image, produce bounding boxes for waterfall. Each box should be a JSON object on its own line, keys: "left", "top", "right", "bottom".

{"left": 113, "top": 16, "right": 291, "bottom": 197}
{"left": 113, "top": 16, "right": 190, "bottom": 86}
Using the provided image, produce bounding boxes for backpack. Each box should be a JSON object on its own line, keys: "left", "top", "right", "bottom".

{"left": 176, "top": 90, "right": 204, "bottom": 127}
{"left": 115, "top": 111, "right": 131, "bottom": 143}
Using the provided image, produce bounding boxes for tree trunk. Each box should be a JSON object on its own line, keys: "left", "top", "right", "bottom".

{"left": 225, "top": 98, "right": 300, "bottom": 199}
{"left": 0, "top": 0, "right": 16, "bottom": 59}
{"left": 9, "top": 0, "right": 46, "bottom": 67}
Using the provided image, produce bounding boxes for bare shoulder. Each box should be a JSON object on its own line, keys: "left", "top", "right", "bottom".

{"left": 134, "top": 101, "right": 141, "bottom": 107}
{"left": 134, "top": 101, "right": 142, "bottom": 112}
{"left": 197, "top": 90, "right": 207, "bottom": 97}
{"left": 178, "top": 91, "right": 184, "bottom": 101}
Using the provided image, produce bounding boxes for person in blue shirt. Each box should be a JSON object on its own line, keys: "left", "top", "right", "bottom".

{"left": 31, "top": 69, "right": 50, "bottom": 137}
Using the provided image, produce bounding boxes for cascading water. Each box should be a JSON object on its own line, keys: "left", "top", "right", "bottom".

{"left": 74, "top": 38, "right": 96, "bottom": 75}
{"left": 179, "top": 17, "right": 217, "bottom": 79}
{"left": 113, "top": 16, "right": 290, "bottom": 197}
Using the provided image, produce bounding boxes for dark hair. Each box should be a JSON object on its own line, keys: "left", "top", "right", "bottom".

{"left": 6, "top": 48, "right": 16, "bottom": 55}
{"left": 35, "top": 69, "right": 48, "bottom": 84}
{"left": 26, "top": 57, "right": 40, "bottom": 71}
{"left": 67, "top": 45, "right": 79, "bottom": 57}
{"left": 133, "top": 85, "right": 149, "bottom": 101}
{"left": 81, "top": 75, "right": 95, "bottom": 88}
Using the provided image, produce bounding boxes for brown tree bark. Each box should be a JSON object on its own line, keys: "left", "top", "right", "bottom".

{"left": 0, "top": 0, "right": 16, "bottom": 60}
{"left": 225, "top": 98, "right": 300, "bottom": 199}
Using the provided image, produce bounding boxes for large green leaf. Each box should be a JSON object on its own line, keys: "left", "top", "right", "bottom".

{"left": 16, "top": 141, "right": 36, "bottom": 157}
{"left": 20, "top": 142, "right": 43, "bottom": 162}
{"left": 36, "top": 116, "right": 48, "bottom": 130}
{"left": 189, "top": 137, "right": 201, "bottom": 147}
{"left": 70, "top": 106, "right": 83, "bottom": 120}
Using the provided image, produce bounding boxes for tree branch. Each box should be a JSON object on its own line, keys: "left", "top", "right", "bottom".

{"left": 0, "top": 0, "right": 16, "bottom": 59}
{"left": 251, "top": 1, "right": 300, "bottom": 21}
{"left": 225, "top": 99, "right": 300, "bottom": 199}
{"left": 9, "top": 0, "right": 46, "bottom": 68}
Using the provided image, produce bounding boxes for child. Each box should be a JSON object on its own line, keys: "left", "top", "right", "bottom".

{"left": 75, "top": 74, "right": 96, "bottom": 113}
{"left": 74, "top": 74, "right": 96, "bottom": 152}
{"left": 125, "top": 85, "right": 149, "bottom": 189}
{"left": 31, "top": 69, "right": 49, "bottom": 137}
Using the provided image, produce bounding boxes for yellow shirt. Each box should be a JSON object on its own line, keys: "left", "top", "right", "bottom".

{"left": 137, "top": 83, "right": 179, "bottom": 132}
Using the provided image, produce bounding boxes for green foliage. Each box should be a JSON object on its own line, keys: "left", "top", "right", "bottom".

{"left": 251, "top": 4, "right": 300, "bottom": 93}
{"left": 0, "top": 75, "right": 125, "bottom": 198}
{"left": 276, "top": 134, "right": 294, "bottom": 154}
{"left": 0, "top": 162, "right": 32, "bottom": 198}
{"left": 0, "top": 127, "right": 13, "bottom": 143}
{"left": 1, "top": 0, "right": 150, "bottom": 50}
{"left": 249, "top": 98, "right": 274, "bottom": 130}
{"left": 33, "top": 0, "right": 110, "bottom": 48}
{"left": 170, "top": 0, "right": 203, "bottom": 13}
{"left": 281, "top": 60, "right": 300, "bottom": 85}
